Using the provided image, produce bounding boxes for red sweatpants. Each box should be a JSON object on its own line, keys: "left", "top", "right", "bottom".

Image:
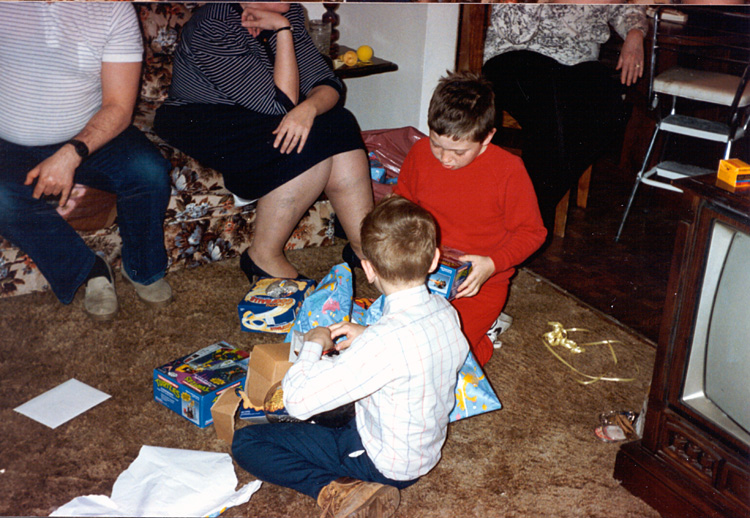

{"left": 451, "top": 279, "right": 509, "bottom": 367}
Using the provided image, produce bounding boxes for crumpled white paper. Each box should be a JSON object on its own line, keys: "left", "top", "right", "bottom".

{"left": 50, "top": 445, "right": 261, "bottom": 517}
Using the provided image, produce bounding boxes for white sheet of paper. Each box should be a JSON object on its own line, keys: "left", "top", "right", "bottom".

{"left": 14, "top": 378, "right": 111, "bottom": 429}
{"left": 51, "top": 446, "right": 261, "bottom": 517}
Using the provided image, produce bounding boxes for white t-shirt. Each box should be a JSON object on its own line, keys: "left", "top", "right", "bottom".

{"left": 0, "top": 3, "right": 143, "bottom": 146}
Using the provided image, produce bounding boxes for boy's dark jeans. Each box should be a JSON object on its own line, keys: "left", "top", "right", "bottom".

{"left": 231, "top": 418, "right": 417, "bottom": 499}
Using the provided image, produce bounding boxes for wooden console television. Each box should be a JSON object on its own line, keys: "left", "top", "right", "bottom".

{"left": 614, "top": 174, "right": 750, "bottom": 517}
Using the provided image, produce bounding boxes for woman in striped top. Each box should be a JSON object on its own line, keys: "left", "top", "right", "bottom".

{"left": 154, "top": 3, "right": 372, "bottom": 280}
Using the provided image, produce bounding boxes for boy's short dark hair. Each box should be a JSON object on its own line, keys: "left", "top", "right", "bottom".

{"left": 427, "top": 70, "right": 496, "bottom": 143}
{"left": 360, "top": 195, "right": 437, "bottom": 284}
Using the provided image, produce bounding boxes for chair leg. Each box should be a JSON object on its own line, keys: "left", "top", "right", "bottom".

{"left": 553, "top": 165, "right": 592, "bottom": 239}
{"left": 615, "top": 125, "right": 661, "bottom": 242}
{"left": 554, "top": 190, "right": 571, "bottom": 238}
{"left": 724, "top": 140, "right": 733, "bottom": 160}
{"left": 615, "top": 174, "right": 643, "bottom": 243}
{"left": 577, "top": 165, "right": 592, "bottom": 209}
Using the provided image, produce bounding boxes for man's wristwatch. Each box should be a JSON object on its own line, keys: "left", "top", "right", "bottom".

{"left": 66, "top": 139, "right": 90, "bottom": 159}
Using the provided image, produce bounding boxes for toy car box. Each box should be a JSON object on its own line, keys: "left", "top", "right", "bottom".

{"left": 238, "top": 278, "right": 316, "bottom": 334}
{"left": 427, "top": 247, "right": 472, "bottom": 301}
{"left": 153, "top": 342, "right": 249, "bottom": 428}
{"left": 211, "top": 342, "right": 295, "bottom": 443}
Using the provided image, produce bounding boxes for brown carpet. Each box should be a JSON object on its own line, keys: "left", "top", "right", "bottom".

{"left": 0, "top": 242, "right": 659, "bottom": 517}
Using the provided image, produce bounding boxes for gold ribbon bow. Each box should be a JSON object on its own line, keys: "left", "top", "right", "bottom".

{"left": 542, "top": 321, "right": 636, "bottom": 385}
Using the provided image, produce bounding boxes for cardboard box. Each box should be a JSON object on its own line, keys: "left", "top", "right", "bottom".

{"left": 211, "top": 342, "right": 295, "bottom": 443}
{"left": 717, "top": 159, "right": 750, "bottom": 193}
{"left": 238, "top": 278, "right": 316, "bottom": 334}
{"left": 427, "top": 247, "right": 472, "bottom": 301}
{"left": 153, "top": 342, "right": 249, "bottom": 428}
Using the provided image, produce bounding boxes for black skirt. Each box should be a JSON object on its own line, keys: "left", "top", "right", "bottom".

{"left": 153, "top": 102, "right": 366, "bottom": 200}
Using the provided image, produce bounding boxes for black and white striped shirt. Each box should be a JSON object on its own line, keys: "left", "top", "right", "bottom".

{"left": 0, "top": 3, "right": 143, "bottom": 146}
{"left": 164, "top": 3, "right": 342, "bottom": 115}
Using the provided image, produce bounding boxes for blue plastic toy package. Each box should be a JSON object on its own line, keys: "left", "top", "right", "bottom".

{"left": 368, "top": 152, "right": 397, "bottom": 185}
{"left": 287, "top": 263, "right": 502, "bottom": 423}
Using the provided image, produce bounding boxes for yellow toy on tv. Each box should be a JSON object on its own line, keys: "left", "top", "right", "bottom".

{"left": 717, "top": 159, "right": 750, "bottom": 193}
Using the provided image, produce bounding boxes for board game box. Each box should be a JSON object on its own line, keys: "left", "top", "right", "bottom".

{"left": 153, "top": 342, "right": 249, "bottom": 428}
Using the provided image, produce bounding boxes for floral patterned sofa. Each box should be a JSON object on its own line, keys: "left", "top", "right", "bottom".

{"left": 0, "top": 3, "right": 335, "bottom": 299}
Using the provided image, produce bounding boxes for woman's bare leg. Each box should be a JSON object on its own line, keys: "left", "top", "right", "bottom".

{"left": 248, "top": 149, "right": 372, "bottom": 278}
{"left": 324, "top": 149, "right": 373, "bottom": 259}
{"left": 248, "top": 158, "right": 333, "bottom": 278}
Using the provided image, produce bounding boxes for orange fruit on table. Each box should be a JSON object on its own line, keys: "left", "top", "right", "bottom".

{"left": 342, "top": 50, "right": 358, "bottom": 67}
{"left": 357, "top": 45, "right": 373, "bottom": 63}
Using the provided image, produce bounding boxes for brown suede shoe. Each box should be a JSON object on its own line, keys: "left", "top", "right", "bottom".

{"left": 121, "top": 268, "right": 173, "bottom": 308}
{"left": 317, "top": 477, "right": 400, "bottom": 518}
{"left": 83, "top": 259, "right": 118, "bottom": 321}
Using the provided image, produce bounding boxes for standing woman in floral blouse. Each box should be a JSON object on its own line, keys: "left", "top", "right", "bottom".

{"left": 482, "top": 4, "right": 647, "bottom": 242}
{"left": 155, "top": 3, "right": 372, "bottom": 280}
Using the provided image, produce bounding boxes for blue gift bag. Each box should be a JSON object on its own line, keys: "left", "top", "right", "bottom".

{"left": 449, "top": 351, "right": 502, "bottom": 421}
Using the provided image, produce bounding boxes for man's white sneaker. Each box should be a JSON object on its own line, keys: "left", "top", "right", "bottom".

{"left": 83, "top": 261, "right": 118, "bottom": 321}
{"left": 121, "top": 268, "right": 173, "bottom": 307}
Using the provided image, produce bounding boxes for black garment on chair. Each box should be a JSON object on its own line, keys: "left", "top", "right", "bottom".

{"left": 483, "top": 50, "right": 629, "bottom": 232}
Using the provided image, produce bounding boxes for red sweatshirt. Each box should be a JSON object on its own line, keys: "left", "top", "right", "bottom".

{"left": 394, "top": 138, "right": 546, "bottom": 282}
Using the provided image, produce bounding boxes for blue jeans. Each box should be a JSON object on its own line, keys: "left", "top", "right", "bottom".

{"left": 231, "top": 418, "right": 418, "bottom": 500}
{"left": 0, "top": 126, "right": 171, "bottom": 303}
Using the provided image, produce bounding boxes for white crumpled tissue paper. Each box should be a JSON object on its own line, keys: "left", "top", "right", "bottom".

{"left": 50, "top": 445, "right": 261, "bottom": 517}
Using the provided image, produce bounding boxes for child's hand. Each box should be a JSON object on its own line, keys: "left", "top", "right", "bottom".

{"left": 455, "top": 255, "right": 495, "bottom": 299}
{"left": 304, "top": 327, "right": 335, "bottom": 352}
{"left": 328, "top": 322, "right": 366, "bottom": 351}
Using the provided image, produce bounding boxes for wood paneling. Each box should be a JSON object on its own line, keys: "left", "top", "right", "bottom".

{"left": 456, "top": 4, "right": 488, "bottom": 73}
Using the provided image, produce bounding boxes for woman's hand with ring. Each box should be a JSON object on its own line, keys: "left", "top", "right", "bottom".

{"left": 617, "top": 29, "right": 645, "bottom": 86}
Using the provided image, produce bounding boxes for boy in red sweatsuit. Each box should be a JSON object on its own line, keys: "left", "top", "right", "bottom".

{"left": 394, "top": 71, "right": 546, "bottom": 366}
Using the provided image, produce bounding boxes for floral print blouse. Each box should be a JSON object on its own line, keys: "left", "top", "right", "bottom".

{"left": 484, "top": 4, "right": 648, "bottom": 67}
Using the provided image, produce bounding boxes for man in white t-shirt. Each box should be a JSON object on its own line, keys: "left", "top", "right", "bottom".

{"left": 0, "top": 3, "right": 172, "bottom": 320}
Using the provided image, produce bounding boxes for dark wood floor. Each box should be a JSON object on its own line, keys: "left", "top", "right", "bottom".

{"left": 525, "top": 152, "right": 684, "bottom": 346}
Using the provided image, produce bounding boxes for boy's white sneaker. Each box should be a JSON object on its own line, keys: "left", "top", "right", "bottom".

{"left": 487, "top": 312, "right": 513, "bottom": 349}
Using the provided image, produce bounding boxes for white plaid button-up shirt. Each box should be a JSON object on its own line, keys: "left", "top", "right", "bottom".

{"left": 283, "top": 285, "right": 469, "bottom": 481}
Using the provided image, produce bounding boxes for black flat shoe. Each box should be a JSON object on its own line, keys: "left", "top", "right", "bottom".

{"left": 342, "top": 243, "right": 362, "bottom": 271}
{"left": 240, "top": 250, "right": 315, "bottom": 284}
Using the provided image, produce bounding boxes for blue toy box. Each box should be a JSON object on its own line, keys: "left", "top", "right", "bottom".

{"left": 427, "top": 247, "right": 472, "bottom": 301}
{"left": 153, "top": 342, "right": 249, "bottom": 428}
{"left": 368, "top": 151, "right": 387, "bottom": 182}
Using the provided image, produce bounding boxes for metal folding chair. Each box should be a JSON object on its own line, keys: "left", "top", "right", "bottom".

{"left": 616, "top": 7, "right": 750, "bottom": 242}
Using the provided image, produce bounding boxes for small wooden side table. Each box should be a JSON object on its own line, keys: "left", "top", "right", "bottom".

{"left": 332, "top": 46, "right": 398, "bottom": 79}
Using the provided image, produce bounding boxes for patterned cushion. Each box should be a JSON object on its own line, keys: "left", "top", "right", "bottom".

{"left": 138, "top": 3, "right": 196, "bottom": 103}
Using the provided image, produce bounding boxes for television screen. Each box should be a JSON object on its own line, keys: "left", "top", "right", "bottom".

{"left": 682, "top": 221, "right": 750, "bottom": 448}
